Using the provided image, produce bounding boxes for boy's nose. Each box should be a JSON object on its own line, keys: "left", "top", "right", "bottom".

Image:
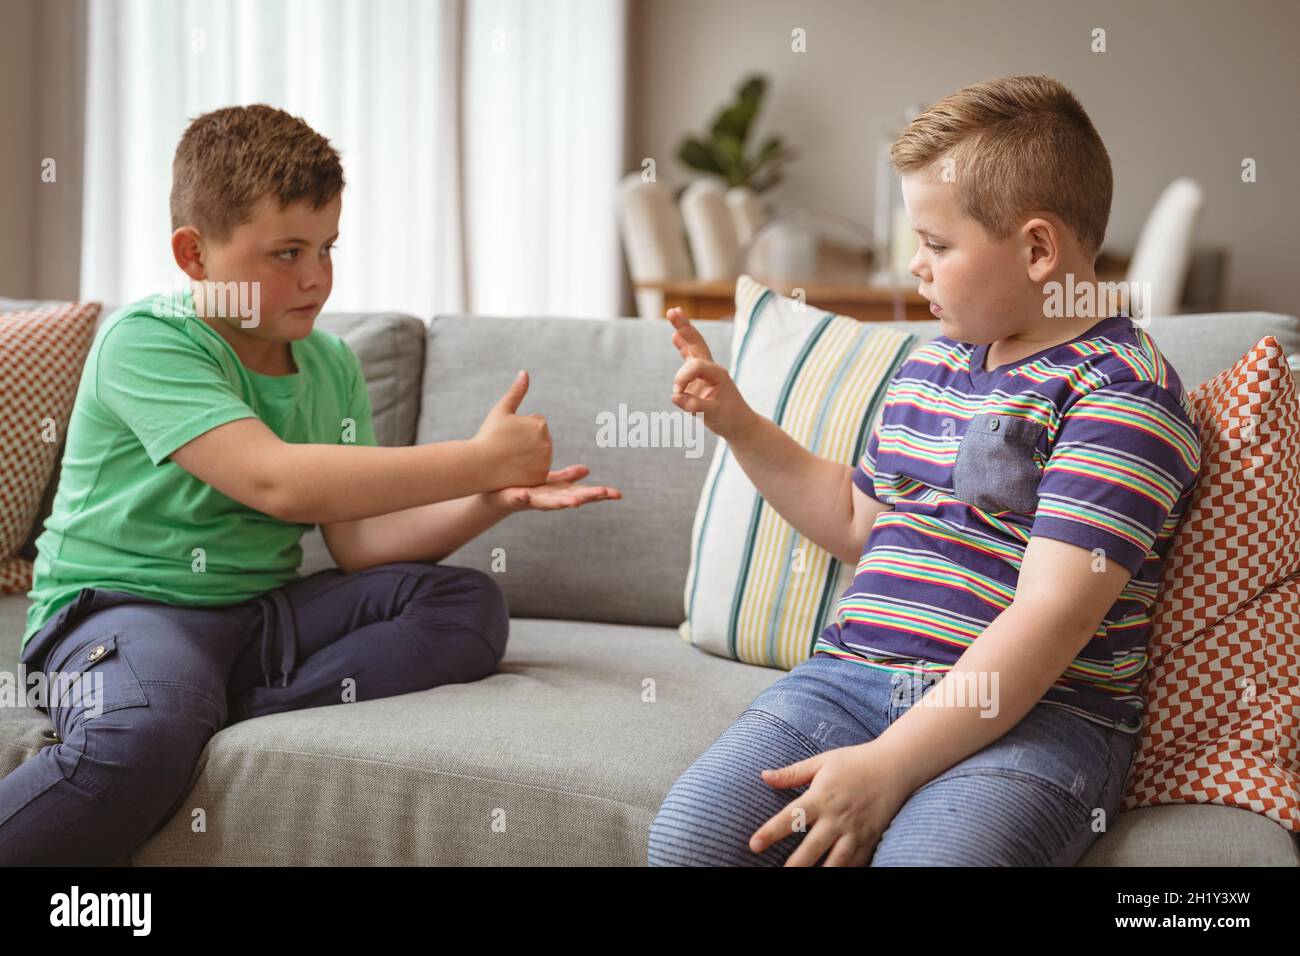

{"left": 300, "top": 260, "right": 327, "bottom": 291}
{"left": 908, "top": 248, "right": 929, "bottom": 281}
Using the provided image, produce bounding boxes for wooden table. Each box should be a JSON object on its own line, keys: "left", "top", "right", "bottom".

{"left": 636, "top": 256, "right": 1132, "bottom": 323}
{"left": 636, "top": 278, "right": 935, "bottom": 322}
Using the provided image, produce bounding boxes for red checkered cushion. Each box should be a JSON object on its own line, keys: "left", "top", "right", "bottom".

{"left": 1124, "top": 336, "right": 1300, "bottom": 830}
{"left": 0, "top": 301, "right": 101, "bottom": 593}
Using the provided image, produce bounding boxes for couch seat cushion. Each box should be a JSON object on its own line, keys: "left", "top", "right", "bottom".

{"left": 2, "top": 599, "right": 1294, "bottom": 865}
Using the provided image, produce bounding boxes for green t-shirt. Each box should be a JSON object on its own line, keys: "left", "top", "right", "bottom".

{"left": 22, "top": 290, "right": 378, "bottom": 652}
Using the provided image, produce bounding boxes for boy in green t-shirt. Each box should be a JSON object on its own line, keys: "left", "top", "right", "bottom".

{"left": 0, "top": 105, "right": 619, "bottom": 865}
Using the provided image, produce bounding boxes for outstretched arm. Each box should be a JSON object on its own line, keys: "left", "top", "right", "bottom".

{"left": 321, "top": 464, "right": 621, "bottom": 572}
{"left": 666, "top": 307, "right": 889, "bottom": 565}
{"left": 169, "top": 370, "right": 554, "bottom": 524}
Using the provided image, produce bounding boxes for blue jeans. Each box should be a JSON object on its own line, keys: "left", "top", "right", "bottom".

{"left": 0, "top": 562, "right": 508, "bottom": 866}
{"left": 648, "top": 654, "right": 1138, "bottom": 866}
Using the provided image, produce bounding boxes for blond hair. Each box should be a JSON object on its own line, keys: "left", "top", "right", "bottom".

{"left": 890, "top": 75, "right": 1112, "bottom": 259}
{"left": 170, "top": 104, "right": 345, "bottom": 243}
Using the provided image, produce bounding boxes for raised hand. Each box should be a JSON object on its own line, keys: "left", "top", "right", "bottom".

{"left": 665, "top": 307, "right": 757, "bottom": 441}
{"left": 473, "top": 370, "right": 553, "bottom": 488}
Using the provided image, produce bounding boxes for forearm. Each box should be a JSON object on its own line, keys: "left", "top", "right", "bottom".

{"left": 271, "top": 440, "right": 498, "bottom": 525}
{"left": 331, "top": 492, "right": 512, "bottom": 571}
{"left": 727, "top": 414, "right": 859, "bottom": 564}
{"left": 867, "top": 600, "right": 1095, "bottom": 796}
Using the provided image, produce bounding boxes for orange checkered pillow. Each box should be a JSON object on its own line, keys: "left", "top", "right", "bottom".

{"left": 1124, "top": 336, "right": 1300, "bottom": 830}
{"left": 0, "top": 301, "right": 101, "bottom": 594}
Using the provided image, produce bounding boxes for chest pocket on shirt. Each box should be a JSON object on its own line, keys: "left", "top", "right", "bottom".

{"left": 951, "top": 412, "right": 1046, "bottom": 515}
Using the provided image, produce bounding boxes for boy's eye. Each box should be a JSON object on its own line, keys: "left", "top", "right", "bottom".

{"left": 275, "top": 244, "right": 335, "bottom": 261}
{"left": 925, "top": 242, "right": 946, "bottom": 253}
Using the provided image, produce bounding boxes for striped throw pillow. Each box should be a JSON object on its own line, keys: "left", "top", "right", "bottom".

{"left": 679, "top": 275, "right": 920, "bottom": 668}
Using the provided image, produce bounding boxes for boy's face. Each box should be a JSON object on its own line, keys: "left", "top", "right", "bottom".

{"left": 900, "top": 171, "right": 1044, "bottom": 344}
{"left": 190, "top": 193, "right": 341, "bottom": 342}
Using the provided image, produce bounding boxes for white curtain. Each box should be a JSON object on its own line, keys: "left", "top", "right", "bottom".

{"left": 464, "top": 0, "right": 626, "bottom": 318}
{"left": 81, "top": 0, "right": 627, "bottom": 320}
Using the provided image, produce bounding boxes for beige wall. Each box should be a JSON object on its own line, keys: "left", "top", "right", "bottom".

{"left": 0, "top": 0, "right": 85, "bottom": 300}
{"left": 0, "top": 0, "right": 39, "bottom": 296}
{"left": 629, "top": 0, "right": 1300, "bottom": 315}
{"left": 4, "top": 0, "right": 1296, "bottom": 314}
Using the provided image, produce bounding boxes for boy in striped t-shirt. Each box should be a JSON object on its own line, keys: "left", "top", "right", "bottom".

{"left": 649, "top": 74, "right": 1201, "bottom": 868}
{"left": 816, "top": 310, "right": 1198, "bottom": 734}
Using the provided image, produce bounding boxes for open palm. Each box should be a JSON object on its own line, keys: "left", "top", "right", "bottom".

{"left": 498, "top": 464, "right": 622, "bottom": 511}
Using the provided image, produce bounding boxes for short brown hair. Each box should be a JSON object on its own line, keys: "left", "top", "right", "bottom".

{"left": 170, "top": 104, "right": 345, "bottom": 242}
{"left": 890, "top": 75, "right": 1112, "bottom": 259}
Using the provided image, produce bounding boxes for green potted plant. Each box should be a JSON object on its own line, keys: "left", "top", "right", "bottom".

{"left": 676, "top": 74, "right": 796, "bottom": 196}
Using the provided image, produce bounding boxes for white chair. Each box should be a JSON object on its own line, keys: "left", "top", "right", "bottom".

{"left": 615, "top": 177, "right": 771, "bottom": 319}
{"left": 1125, "top": 177, "right": 1205, "bottom": 321}
{"left": 725, "top": 186, "right": 767, "bottom": 249}
{"left": 615, "top": 173, "right": 693, "bottom": 321}
{"left": 680, "top": 179, "right": 741, "bottom": 281}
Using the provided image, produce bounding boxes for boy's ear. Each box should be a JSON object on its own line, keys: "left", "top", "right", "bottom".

{"left": 1021, "top": 216, "right": 1060, "bottom": 283}
{"left": 171, "top": 226, "right": 207, "bottom": 280}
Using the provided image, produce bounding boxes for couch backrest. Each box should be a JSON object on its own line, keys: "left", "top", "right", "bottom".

{"left": 12, "top": 301, "right": 1300, "bottom": 630}
{"left": 807, "top": 311, "right": 1300, "bottom": 393}
{"left": 413, "top": 314, "right": 732, "bottom": 628}
{"left": 309, "top": 311, "right": 427, "bottom": 447}
{"left": 1104, "top": 311, "right": 1300, "bottom": 391}
{"left": 407, "top": 310, "right": 1300, "bottom": 628}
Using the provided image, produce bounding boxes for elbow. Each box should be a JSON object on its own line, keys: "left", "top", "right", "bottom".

{"left": 324, "top": 544, "right": 360, "bottom": 574}
{"left": 239, "top": 436, "right": 307, "bottom": 523}
{"left": 840, "top": 527, "right": 871, "bottom": 567}
{"left": 835, "top": 535, "right": 864, "bottom": 567}
{"left": 261, "top": 484, "right": 303, "bottom": 524}
{"left": 258, "top": 464, "right": 308, "bottom": 524}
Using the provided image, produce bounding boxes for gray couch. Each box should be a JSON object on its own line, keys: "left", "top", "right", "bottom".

{"left": 2, "top": 304, "right": 1298, "bottom": 866}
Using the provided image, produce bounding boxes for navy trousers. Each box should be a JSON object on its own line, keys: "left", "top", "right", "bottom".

{"left": 0, "top": 562, "right": 508, "bottom": 866}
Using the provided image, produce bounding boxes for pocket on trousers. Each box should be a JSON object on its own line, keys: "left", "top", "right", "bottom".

{"left": 951, "top": 413, "right": 1046, "bottom": 515}
{"left": 48, "top": 633, "right": 149, "bottom": 722}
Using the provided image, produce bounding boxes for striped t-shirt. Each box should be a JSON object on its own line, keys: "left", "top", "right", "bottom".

{"left": 812, "top": 313, "right": 1202, "bottom": 735}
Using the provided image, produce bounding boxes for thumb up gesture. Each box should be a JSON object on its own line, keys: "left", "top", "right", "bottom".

{"left": 473, "top": 370, "right": 553, "bottom": 488}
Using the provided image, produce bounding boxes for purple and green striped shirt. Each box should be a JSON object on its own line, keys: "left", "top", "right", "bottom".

{"left": 813, "top": 313, "right": 1202, "bottom": 735}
